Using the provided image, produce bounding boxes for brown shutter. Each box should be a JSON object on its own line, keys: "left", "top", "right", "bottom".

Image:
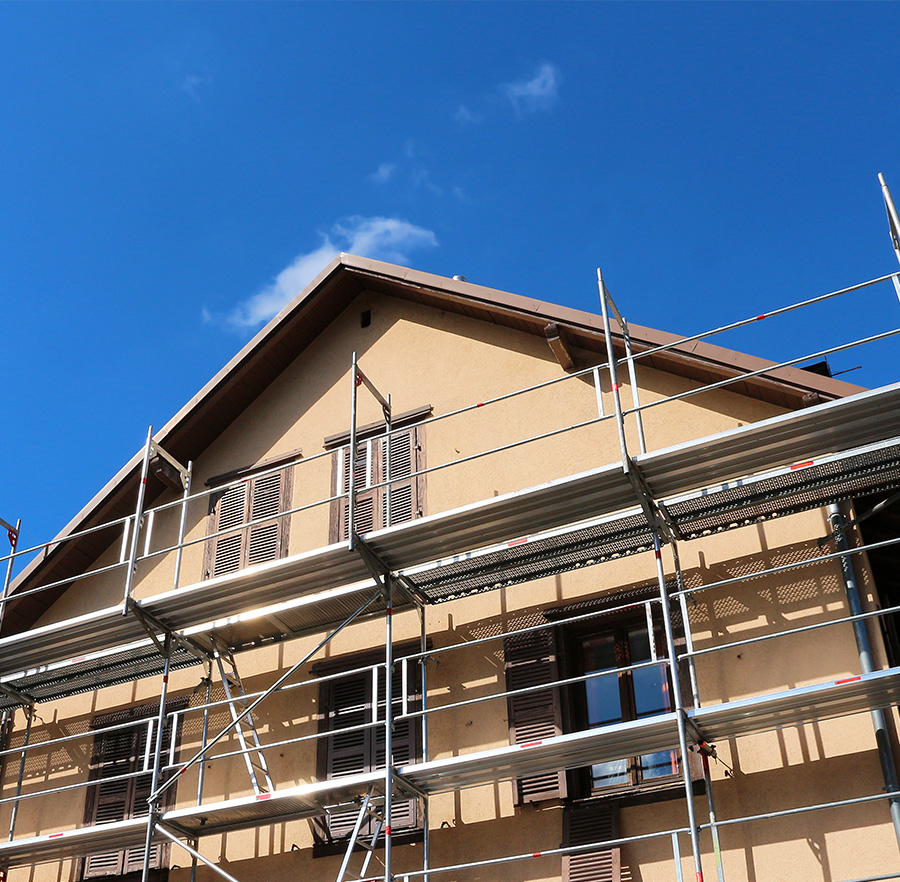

{"left": 374, "top": 663, "right": 419, "bottom": 832}
{"left": 205, "top": 467, "right": 292, "bottom": 577}
{"left": 82, "top": 705, "right": 184, "bottom": 879}
{"left": 381, "top": 429, "right": 419, "bottom": 528}
{"left": 334, "top": 440, "right": 378, "bottom": 542}
{"left": 319, "top": 672, "right": 373, "bottom": 841}
{"left": 504, "top": 627, "right": 566, "bottom": 803}
{"left": 207, "top": 483, "right": 248, "bottom": 578}
{"left": 316, "top": 657, "right": 421, "bottom": 844}
{"left": 563, "top": 802, "right": 621, "bottom": 882}
{"left": 83, "top": 724, "right": 137, "bottom": 877}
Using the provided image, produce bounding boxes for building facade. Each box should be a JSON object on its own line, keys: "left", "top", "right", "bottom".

{"left": 2, "top": 255, "right": 900, "bottom": 882}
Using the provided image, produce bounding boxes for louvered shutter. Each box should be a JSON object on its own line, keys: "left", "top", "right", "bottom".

{"left": 83, "top": 725, "right": 138, "bottom": 877}
{"left": 247, "top": 471, "right": 288, "bottom": 565}
{"left": 317, "top": 657, "right": 421, "bottom": 844}
{"left": 332, "top": 429, "right": 421, "bottom": 542}
{"left": 563, "top": 802, "right": 621, "bottom": 882}
{"left": 320, "top": 672, "right": 373, "bottom": 841}
{"left": 381, "top": 430, "right": 417, "bottom": 528}
{"left": 374, "top": 663, "right": 419, "bottom": 832}
{"left": 504, "top": 627, "right": 566, "bottom": 803}
{"left": 334, "top": 440, "right": 377, "bottom": 542}
{"left": 205, "top": 467, "right": 292, "bottom": 577}
{"left": 83, "top": 707, "right": 182, "bottom": 879}
{"left": 208, "top": 483, "right": 248, "bottom": 577}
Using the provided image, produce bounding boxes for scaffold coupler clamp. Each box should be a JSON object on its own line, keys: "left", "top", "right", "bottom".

{"left": 694, "top": 738, "right": 717, "bottom": 759}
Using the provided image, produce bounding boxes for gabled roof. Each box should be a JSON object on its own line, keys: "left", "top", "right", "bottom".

{"left": 5, "top": 254, "right": 864, "bottom": 634}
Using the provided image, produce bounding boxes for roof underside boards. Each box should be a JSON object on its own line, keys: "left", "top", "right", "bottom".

{"left": 0, "top": 385, "right": 899, "bottom": 704}
{"left": 7, "top": 256, "right": 863, "bottom": 635}
{"left": 3, "top": 667, "right": 900, "bottom": 869}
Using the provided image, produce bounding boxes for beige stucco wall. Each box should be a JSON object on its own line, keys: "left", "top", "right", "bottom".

{"left": 4, "top": 291, "right": 897, "bottom": 882}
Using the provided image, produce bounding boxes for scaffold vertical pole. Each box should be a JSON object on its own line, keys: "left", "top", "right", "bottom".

{"left": 419, "top": 603, "right": 430, "bottom": 882}
{"left": 622, "top": 323, "right": 647, "bottom": 454}
{"left": 597, "top": 270, "right": 630, "bottom": 466}
{"left": 349, "top": 353, "right": 359, "bottom": 550}
{"left": 384, "top": 573, "right": 394, "bottom": 882}
{"left": 653, "top": 534, "right": 705, "bottom": 882}
{"left": 196, "top": 659, "right": 213, "bottom": 806}
{"left": 172, "top": 460, "right": 193, "bottom": 590}
{"left": 672, "top": 544, "right": 725, "bottom": 882}
{"left": 0, "top": 519, "right": 21, "bottom": 633}
{"left": 7, "top": 705, "right": 32, "bottom": 841}
{"left": 829, "top": 503, "right": 900, "bottom": 854}
{"left": 142, "top": 633, "right": 172, "bottom": 882}
{"left": 123, "top": 427, "right": 155, "bottom": 607}
{"left": 385, "top": 393, "right": 393, "bottom": 527}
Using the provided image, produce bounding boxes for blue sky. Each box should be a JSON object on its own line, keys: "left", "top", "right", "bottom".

{"left": 3, "top": 2, "right": 900, "bottom": 560}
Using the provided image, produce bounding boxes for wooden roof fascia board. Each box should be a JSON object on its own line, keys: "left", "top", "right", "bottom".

{"left": 340, "top": 257, "right": 864, "bottom": 402}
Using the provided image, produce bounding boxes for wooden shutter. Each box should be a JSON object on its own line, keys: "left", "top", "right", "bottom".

{"left": 316, "top": 658, "right": 421, "bottom": 844}
{"left": 381, "top": 430, "right": 418, "bottom": 528}
{"left": 83, "top": 724, "right": 139, "bottom": 877}
{"left": 208, "top": 483, "right": 248, "bottom": 578}
{"left": 504, "top": 627, "right": 566, "bottom": 803}
{"left": 374, "top": 663, "right": 419, "bottom": 832}
{"left": 205, "top": 467, "right": 292, "bottom": 578}
{"left": 82, "top": 705, "right": 183, "bottom": 879}
{"left": 331, "top": 428, "right": 422, "bottom": 542}
{"left": 563, "top": 802, "right": 621, "bottom": 882}
{"left": 320, "top": 672, "right": 373, "bottom": 840}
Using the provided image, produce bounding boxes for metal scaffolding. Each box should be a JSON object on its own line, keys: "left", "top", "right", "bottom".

{"left": 2, "top": 186, "right": 900, "bottom": 882}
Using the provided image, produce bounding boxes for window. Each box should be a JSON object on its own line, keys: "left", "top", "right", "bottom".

{"left": 204, "top": 457, "right": 295, "bottom": 579}
{"left": 312, "top": 647, "right": 423, "bottom": 851}
{"left": 568, "top": 616, "right": 678, "bottom": 792}
{"left": 81, "top": 703, "right": 184, "bottom": 880}
{"left": 504, "top": 590, "right": 687, "bottom": 805}
{"left": 326, "top": 409, "right": 427, "bottom": 543}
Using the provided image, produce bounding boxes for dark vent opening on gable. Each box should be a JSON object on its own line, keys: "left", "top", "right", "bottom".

{"left": 361, "top": 310, "right": 372, "bottom": 328}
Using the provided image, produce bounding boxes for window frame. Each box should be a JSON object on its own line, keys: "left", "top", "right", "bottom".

{"left": 561, "top": 611, "right": 680, "bottom": 797}
{"left": 505, "top": 585, "right": 700, "bottom": 806}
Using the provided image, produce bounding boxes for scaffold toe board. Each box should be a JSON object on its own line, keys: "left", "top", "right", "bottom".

{"left": 665, "top": 436, "right": 900, "bottom": 539}
{"left": 0, "top": 816, "right": 149, "bottom": 868}
{"left": 400, "top": 435, "right": 900, "bottom": 603}
{"left": 143, "top": 542, "right": 381, "bottom": 632}
{"left": 161, "top": 771, "right": 389, "bottom": 837}
{"left": 0, "top": 603, "right": 150, "bottom": 681}
{"left": 690, "top": 666, "right": 900, "bottom": 741}
{"left": 400, "top": 713, "right": 682, "bottom": 794}
{"left": 636, "top": 381, "right": 900, "bottom": 497}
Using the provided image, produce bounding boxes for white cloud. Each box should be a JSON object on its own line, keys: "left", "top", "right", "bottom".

{"left": 412, "top": 168, "right": 442, "bottom": 197}
{"left": 180, "top": 71, "right": 213, "bottom": 102}
{"left": 211, "top": 217, "right": 438, "bottom": 330}
{"left": 455, "top": 104, "right": 479, "bottom": 124}
{"left": 501, "top": 63, "right": 560, "bottom": 115}
{"left": 369, "top": 162, "right": 396, "bottom": 183}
